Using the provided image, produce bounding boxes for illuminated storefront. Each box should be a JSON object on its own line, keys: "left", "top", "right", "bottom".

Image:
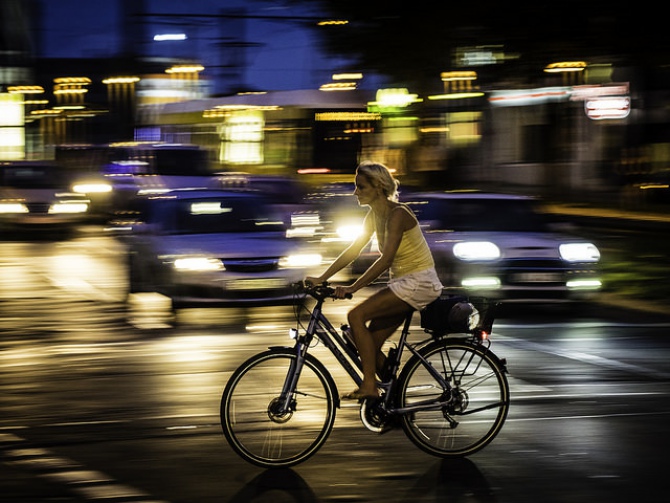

{"left": 0, "top": 93, "right": 25, "bottom": 160}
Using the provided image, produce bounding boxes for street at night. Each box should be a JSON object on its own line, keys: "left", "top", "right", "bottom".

{"left": 1, "top": 224, "right": 670, "bottom": 503}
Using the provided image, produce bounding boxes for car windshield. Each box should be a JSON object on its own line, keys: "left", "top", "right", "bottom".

{"left": 1, "top": 165, "right": 66, "bottom": 189}
{"left": 109, "top": 148, "right": 213, "bottom": 176}
{"left": 151, "top": 197, "right": 287, "bottom": 235}
{"left": 410, "top": 197, "right": 550, "bottom": 232}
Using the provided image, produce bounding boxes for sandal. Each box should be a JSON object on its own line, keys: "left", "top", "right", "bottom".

{"left": 341, "top": 389, "right": 379, "bottom": 401}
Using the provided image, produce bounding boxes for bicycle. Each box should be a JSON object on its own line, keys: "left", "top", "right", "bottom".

{"left": 220, "top": 282, "right": 510, "bottom": 468}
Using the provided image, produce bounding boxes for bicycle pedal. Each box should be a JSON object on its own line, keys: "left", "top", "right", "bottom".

{"left": 374, "top": 425, "right": 392, "bottom": 435}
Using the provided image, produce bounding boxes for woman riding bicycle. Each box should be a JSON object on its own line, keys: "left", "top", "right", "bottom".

{"left": 306, "top": 161, "right": 443, "bottom": 400}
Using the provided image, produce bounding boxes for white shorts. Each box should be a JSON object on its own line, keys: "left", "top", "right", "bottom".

{"left": 388, "top": 268, "right": 443, "bottom": 311}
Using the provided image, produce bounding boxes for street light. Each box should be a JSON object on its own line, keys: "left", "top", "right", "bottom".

{"left": 165, "top": 64, "right": 205, "bottom": 101}
{"left": 544, "top": 61, "right": 587, "bottom": 85}
{"left": 53, "top": 77, "right": 91, "bottom": 107}
{"left": 428, "top": 71, "right": 484, "bottom": 101}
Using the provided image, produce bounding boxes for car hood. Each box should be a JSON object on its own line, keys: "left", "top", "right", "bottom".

{"left": 425, "top": 231, "right": 588, "bottom": 259}
{"left": 146, "top": 232, "right": 308, "bottom": 258}
{"left": 0, "top": 187, "right": 84, "bottom": 201}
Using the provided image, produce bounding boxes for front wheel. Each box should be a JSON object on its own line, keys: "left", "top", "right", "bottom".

{"left": 220, "top": 349, "right": 337, "bottom": 468}
{"left": 397, "top": 339, "right": 509, "bottom": 457}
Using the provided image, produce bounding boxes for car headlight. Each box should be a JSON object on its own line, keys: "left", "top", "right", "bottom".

{"left": 279, "top": 253, "right": 323, "bottom": 268}
{"left": 0, "top": 202, "right": 28, "bottom": 214}
{"left": 72, "top": 182, "right": 112, "bottom": 194}
{"left": 173, "top": 257, "right": 224, "bottom": 271}
{"left": 559, "top": 243, "right": 600, "bottom": 262}
{"left": 453, "top": 241, "right": 501, "bottom": 261}
{"left": 49, "top": 202, "right": 89, "bottom": 214}
{"left": 336, "top": 224, "right": 364, "bottom": 241}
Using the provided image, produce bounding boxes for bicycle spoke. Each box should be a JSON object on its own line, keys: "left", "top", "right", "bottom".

{"left": 221, "top": 350, "right": 336, "bottom": 468}
{"left": 398, "top": 340, "right": 509, "bottom": 457}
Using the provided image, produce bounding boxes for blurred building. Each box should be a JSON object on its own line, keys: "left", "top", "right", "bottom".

{"left": 0, "top": 0, "right": 40, "bottom": 159}
{"left": 2, "top": 1, "right": 670, "bottom": 207}
{"left": 0, "top": 0, "right": 213, "bottom": 160}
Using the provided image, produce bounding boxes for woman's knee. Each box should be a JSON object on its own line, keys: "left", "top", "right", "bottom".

{"left": 347, "top": 305, "right": 368, "bottom": 327}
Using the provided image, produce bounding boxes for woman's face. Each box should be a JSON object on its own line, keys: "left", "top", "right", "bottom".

{"left": 354, "top": 173, "right": 378, "bottom": 206}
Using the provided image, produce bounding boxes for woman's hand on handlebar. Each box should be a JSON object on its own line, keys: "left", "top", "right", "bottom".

{"left": 333, "top": 285, "right": 354, "bottom": 299}
{"left": 301, "top": 277, "right": 353, "bottom": 299}
{"left": 304, "top": 276, "right": 322, "bottom": 286}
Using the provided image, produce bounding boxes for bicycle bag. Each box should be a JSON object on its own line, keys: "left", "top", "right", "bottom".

{"left": 420, "top": 294, "right": 478, "bottom": 335}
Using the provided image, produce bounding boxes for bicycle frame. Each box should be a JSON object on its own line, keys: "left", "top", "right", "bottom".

{"left": 277, "top": 287, "right": 461, "bottom": 415}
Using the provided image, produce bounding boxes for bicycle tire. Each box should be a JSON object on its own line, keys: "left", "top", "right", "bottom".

{"left": 220, "top": 348, "right": 337, "bottom": 468}
{"left": 396, "top": 339, "right": 509, "bottom": 457}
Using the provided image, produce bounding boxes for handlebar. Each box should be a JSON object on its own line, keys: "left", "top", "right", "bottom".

{"left": 292, "top": 281, "right": 353, "bottom": 301}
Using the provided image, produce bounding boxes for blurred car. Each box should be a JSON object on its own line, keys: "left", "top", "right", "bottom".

{"left": 54, "top": 144, "right": 115, "bottom": 220}
{"left": 208, "top": 172, "right": 318, "bottom": 235}
{"left": 114, "top": 189, "right": 323, "bottom": 308}
{"left": 402, "top": 192, "right": 602, "bottom": 303}
{"left": 0, "top": 161, "right": 90, "bottom": 232}
{"left": 58, "top": 142, "right": 216, "bottom": 219}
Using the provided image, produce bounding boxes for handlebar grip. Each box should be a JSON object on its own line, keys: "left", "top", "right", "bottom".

{"left": 295, "top": 281, "right": 353, "bottom": 300}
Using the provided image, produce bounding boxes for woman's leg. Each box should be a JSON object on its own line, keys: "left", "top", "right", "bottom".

{"left": 369, "top": 315, "right": 406, "bottom": 376}
{"left": 347, "top": 288, "right": 412, "bottom": 397}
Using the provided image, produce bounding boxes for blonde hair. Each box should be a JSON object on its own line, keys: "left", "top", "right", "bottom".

{"left": 356, "top": 161, "right": 400, "bottom": 202}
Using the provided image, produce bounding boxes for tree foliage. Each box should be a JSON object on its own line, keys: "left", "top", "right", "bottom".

{"left": 264, "top": 0, "right": 670, "bottom": 93}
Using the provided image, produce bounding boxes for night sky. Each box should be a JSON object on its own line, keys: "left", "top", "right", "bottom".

{"left": 37, "top": 0, "right": 351, "bottom": 91}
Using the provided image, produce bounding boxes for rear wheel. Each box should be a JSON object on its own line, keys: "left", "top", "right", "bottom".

{"left": 397, "top": 339, "right": 509, "bottom": 457}
{"left": 220, "top": 349, "right": 337, "bottom": 468}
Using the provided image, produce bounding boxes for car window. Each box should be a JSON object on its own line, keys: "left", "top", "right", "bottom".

{"left": 150, "top": 197, "right": 286, "bottom": 234}
{"left": 412, "top": 198, "right": 550, "bottom": 232}
{"left": 1, "top": 166, "right": 66, "bottom": 189}
{"left": 107, "top": 148, "right": 213, "bottom": 176}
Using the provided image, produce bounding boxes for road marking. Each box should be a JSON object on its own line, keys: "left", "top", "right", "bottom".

{"left": 0, "top": 432, "right": 169, "bottom": 503}
{"left": 506, "top": 410, "right": 670, "bottom": 422}
{"left": 495, "top": 333, "right": 670, "bottom": 380}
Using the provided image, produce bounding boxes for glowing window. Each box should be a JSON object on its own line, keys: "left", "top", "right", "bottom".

{"left": 221, "top": 110, "right": 264, "bottom": 164}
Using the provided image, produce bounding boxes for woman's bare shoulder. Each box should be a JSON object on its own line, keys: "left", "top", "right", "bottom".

{"left": 389, "top": 203, "right": 417, "bottom": 227}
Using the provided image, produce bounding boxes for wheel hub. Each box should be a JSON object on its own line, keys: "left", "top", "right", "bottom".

{"left": 267, "top": 397, "right": 294, "bottom": 423}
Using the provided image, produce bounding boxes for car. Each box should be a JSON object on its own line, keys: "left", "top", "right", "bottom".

{"left": 0, "top": 161, "right": 90, "bottom": 233}
{"left": 57, "top": 142, "right": 217, "bottom": 219}
{"left": 208, "top": 172, "right": 318, "bottom": 235}
{"left": 402, "top": 192, "right": 602, "bottom": 303}
{"left": 115, "top": 189, "right": 323, "bottom": 309}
